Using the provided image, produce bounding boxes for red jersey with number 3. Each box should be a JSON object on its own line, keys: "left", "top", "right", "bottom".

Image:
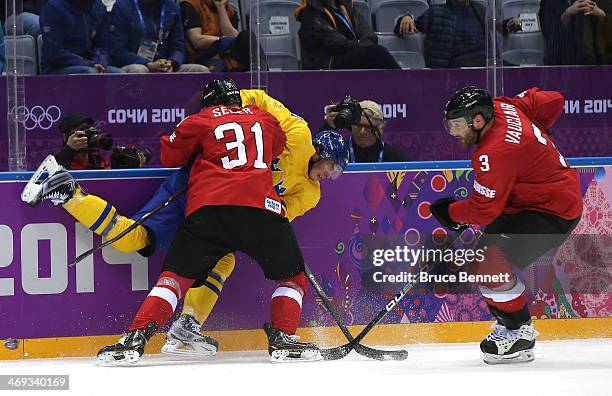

{"left": 160, "top": 104, "right": 287, "bottom": 217}
{"left": 449, "top": 87, "right": 583, "bottom": 226}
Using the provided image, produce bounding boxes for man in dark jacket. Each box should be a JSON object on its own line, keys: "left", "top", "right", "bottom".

{"left": 539, "top": 0, "right": 608, "bottom": 65}
{"left": 596, "top": 0, "right": 612, "bottom": 63}
{"left": 321, "top": 99, "right": 410, "bottom": 162}
{"left": 40, "top": 0, "right": 124, "bottom": 74}
{"left": 54, "top": 112, "right": 111, "bottom": 170}
{"left": 395, "top": 0, "right": 486, "bottom": 68}
{"left": 295, "top": 0, "right": 400, "bottom": 70}
{"left": 109, "top": 0, "right": 208, "bottom": 73}
{"left": 394, "top": 0, "right": 519, "bottom": 68}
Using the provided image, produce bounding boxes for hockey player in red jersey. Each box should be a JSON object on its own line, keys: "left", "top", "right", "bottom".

{"left": 429, "top": 86, "right": 582, "bottom": 364}
{"left": 97, "top": 78, "right": 322, "bottom": 365}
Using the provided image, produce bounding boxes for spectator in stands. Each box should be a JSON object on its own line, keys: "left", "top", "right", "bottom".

{"left": 393, "top": 0, "right": 520, "bottom": 68}
{"left": 295, "top": 0, "right": 400, "bottom": 70}
{"left": 596, "top": 0, "right": 612, "bottom": 63}
{"left": 0, "top": 25, "right": 5, "bottom": 74}
{"left": 40, "top": 0, "right": 124, "bottom": 74}
{"left": 3, "top": 0, "right": 46, "bottom": 38}
{"left": 540, "top": 0, "right": 608, "bottom": 65}
{"left": 180, "top": 0, "right": 251, "bottom": 72}
{"left": 321, "top": 99, "right": 410, "bottom": 162}
{"left": 109, "top": 0, "right": 209, "bottom": 73}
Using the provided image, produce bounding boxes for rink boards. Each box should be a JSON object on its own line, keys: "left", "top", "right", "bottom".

{"left": 1, "top": 158, "right": 611, "bottom": 359}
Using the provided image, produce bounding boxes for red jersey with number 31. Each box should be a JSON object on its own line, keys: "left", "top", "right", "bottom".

{"left": 160, "top": 104, "right": 287, "bottom": 217}
{"left": 449, "top": 87, "right": 583, "bottom": 226}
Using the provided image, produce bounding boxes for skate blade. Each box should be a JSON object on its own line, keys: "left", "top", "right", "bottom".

{"left": 161, "top": 339, "right": 217, "bottom": 357}
{"left": 21, "top": 155, "right": 63, "bottom": 206}
{"left": 483, "top": 349, "right": 535, "bottom": 365}
{"left": 96, "top": 350, "right": 140, "bottom": 367}
{"left": 270, "top": 349, "right": 323, "bottom": 363}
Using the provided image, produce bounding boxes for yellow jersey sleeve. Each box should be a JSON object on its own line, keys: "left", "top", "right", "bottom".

{"left": 242, "top": 89, "right": 320, "bottom": 222}
{"left": 283, "top": 182, "right": 321, "bottom": 222}
{"left": 240, "top": 89, "right": 316, "bottom": 164}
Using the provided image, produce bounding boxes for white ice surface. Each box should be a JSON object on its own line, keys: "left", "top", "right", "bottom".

{"left": 1, "top": 339, "right": 611, "bottom": 396}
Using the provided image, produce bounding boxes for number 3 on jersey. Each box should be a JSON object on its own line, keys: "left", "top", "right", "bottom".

{"left": 214, "top": 122, "right": 267, "bottom": 170}
{"left": 479, "top": 155, "right": 490, "bottom": 172}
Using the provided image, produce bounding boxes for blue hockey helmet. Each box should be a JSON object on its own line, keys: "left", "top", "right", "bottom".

{"left": 312, "top": 130, "right": 349, "bottom": 180}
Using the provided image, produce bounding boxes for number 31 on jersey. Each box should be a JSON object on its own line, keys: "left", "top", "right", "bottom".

{"left": 214, "top": 122, "right": 267, "bottom": 170}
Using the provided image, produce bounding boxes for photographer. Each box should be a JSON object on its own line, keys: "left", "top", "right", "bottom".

{"left": 55, "top": 112, "right": 150, "bottom": 170}
{"left": 322, "top": 98, "right": 410, "bottom": 163}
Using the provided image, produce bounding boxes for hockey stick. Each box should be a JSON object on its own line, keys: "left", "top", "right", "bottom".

{"left": 304, "top": 264, "right": 408, "bottom": 361}
{"left": 68, "top": 187, "right": 188, "bottom": 267}
{"left": 320, "top": 229, "right": 466, "bottom": 360}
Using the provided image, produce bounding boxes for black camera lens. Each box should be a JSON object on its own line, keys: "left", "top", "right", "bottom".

{"left": 111, "top": 146, "right": 152, "bottom": 169}
{"left": 85, "top": 127, "right": 113, "bottom": 151}
{"left": 331, "top": 96, "right": 362, "bottom": 130}
{"left": 96, "top": 134, "right": 114, "bottom": 150}
{"left": 334, "top": 109, "right": 354, "bottom": 129}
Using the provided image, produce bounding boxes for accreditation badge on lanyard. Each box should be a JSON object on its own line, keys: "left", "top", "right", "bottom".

{"left": 137, "top": 41, "right": 159, "bottom": 62}
{"left": 135, "top": 0, "right": 166, "bottom": 62}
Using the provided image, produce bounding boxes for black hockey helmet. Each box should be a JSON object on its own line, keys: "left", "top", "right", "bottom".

{"left": 444, "top": 86, "right": 494, "bottom": 125}
{"left": 200, "top": 78, "right": 241, "bottom": 109}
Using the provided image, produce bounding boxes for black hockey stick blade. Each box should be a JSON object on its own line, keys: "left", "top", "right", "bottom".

{"left": 321, "top": 280, "right": 419, "bottom": 360}
{"left": 304, "top": 265, "right": 408, "bottom": 361}
{"left": 320, "top": 345, "right": 352, "bottom": 361}
{"left": 320, "top": 229, "right": 466, "bottom": 359}
{"left": 319, "top": 340, "right": 409, "bottom": 361}
{"left": 68, "top": 187, "right": 188, "bottom": 267}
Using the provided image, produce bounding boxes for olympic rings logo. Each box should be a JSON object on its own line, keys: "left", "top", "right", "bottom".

{"left": 9, "top": 105, "right": 62, "bottom": 131}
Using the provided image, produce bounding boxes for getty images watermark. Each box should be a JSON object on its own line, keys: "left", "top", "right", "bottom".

{"left": 371, "top": 246, "right": 511, "bottom": 284}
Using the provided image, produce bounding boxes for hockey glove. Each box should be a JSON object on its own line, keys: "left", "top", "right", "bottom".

{"left": 429, "top": 197, "right": 468, "bottom": 232}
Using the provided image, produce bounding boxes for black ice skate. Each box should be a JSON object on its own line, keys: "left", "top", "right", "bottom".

{"left": 480, "top": 321, "right": 539, "bottom": 364}
{"left": 161, "top": 314, "right": 219, "bottom": 357}
{"left": 263, "top": 323, "right": 322, "bottom": 363}
{"left": 97, "top": 322, "right": 157, "bottom": 366}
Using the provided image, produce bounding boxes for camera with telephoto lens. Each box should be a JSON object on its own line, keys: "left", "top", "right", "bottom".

{"left": 111, "top": 146, "right": 152, "bottom": 169}
{"left": 330, "top": 96, "right": 363, "bottom": 129}
{"left": 83, "top": 127, "right": 114, "bottom": 151}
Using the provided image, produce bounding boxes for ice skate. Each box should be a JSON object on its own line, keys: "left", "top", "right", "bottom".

{"left": 36, "top": 171, "right": 77, "bottom": 206}
{"left": 263, "top": 323, "right": 322, "bottom": 363}
{"left": 21, "top": 155, "right": 72, "bottom": 206}
{"left": 161, "top": 314, "right": 219, "bottom": 357}
{"left": 480, "top": 321, "right": 539, "bottom": 364}
{"left": 97, "top": 323, "right": 157, "bottom": 366}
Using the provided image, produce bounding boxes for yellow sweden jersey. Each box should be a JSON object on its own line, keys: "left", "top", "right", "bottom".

{"left": 240, "top": 90, "right": 321, "bottom": 221}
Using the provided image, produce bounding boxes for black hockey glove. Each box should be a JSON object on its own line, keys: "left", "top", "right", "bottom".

{"left": 429, "top": 197, "right": 468, "bottom": 232}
